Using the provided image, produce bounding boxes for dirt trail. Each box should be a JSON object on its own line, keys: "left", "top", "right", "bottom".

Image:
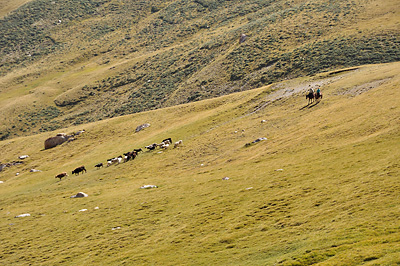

{"left": 335, "top": 78, "right": 391, "bottom": 96}
{"left": 250, "top": 76, "right": 342, "bottom": 114}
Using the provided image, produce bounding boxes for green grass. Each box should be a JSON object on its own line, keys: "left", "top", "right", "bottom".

{"left": 0, "top": 62, "right": 399, "bottom": 265}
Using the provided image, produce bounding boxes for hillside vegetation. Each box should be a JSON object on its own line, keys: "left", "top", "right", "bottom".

{"left": 0, "top": 63, "right": 399, "bottom": 265}
{"left": 0, "top": 0, "right": 399, "bottom": 139}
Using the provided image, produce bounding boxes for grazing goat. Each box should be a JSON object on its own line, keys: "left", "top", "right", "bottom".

{"left": 107, "top": 156, "right": 122, "bottom": 167}
{"left": 133, "top": 148, "right": 143, "bottom": 153}
{"left": 95, "top": 163, "right": 103, "bottom": 169}
{"left": 55, "top": 172, "right": 68, "bottom": 180}
{"left": 124, "top": 151, "right": 137, "bottom": 162}
{"left": 174, "top": 140, "right": 183, "bottom": 148}
{"left": 161, "top": 142, "right": 170, "bottom": 149}
{"left": 145, "top": 143, "right": 157, "bottom": 151}
{"left": 157, "top": 142, "right": 165, "bottom": 148}
{"left": 72, "top": 166, "right": 86, "bottom": 175}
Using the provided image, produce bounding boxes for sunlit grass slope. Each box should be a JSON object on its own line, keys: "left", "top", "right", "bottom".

{"left": 1, "top": 0, "right": 399, "bottom": 139}
{"left": 0, "top": 62, "right": 399, "bottom": 265}
{"left": 0, "top": 0, "right": 33, "bottom": 18}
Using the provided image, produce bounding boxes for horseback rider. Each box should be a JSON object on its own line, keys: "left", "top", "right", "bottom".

{"left": 308, "top": 86, "right": 314, "bottom": 95}
{"left": 314, "top": 86, "right": 323, "bottom": 101}
{"left": 306, "top": 86, "right": 315, "bottom": 104}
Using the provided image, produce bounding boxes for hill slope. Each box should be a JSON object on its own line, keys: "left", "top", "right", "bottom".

{"left": 0, "top": 0, "right": 399, "bottom": 139}
{"left": 0, "top": 62, "right": 399, "bottom": 265}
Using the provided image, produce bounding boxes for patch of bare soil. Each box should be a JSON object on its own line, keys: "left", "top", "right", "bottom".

{"left": 335, "top": 78, "right": 392, "bottom": 97}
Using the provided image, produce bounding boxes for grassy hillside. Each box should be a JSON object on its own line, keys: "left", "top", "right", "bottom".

{"left": 0, "top": 0, "right": 399, "bottom": 139}
{"left": 0, "top": 0, "right": 33, "bottom": 18}
{"left": 1, "top": 62, "right": 399, "bottom": 265}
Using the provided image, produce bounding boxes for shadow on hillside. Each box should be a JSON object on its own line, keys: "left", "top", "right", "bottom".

{"left": 299, "top": 101, "right": 321, "bottom": 110}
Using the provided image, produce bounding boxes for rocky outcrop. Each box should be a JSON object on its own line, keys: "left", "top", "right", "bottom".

{"left": 44, "top": 133, "right": 73, "bottom": 149}
{"left": 135, "top": 123, "right": 150, "bottom": 133}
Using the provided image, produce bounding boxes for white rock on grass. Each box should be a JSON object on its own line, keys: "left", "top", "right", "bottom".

{"left": 252, "top": 137, "right": 267, "bottom": 143}
{"left": 15, "top": 213, "right": 31, "bottom": 218}
{"left": 140, "top": 185, "right": 158, "bottom": 189}
{"left": 135, "top": 123, "right": 150, "bottom": 132}
{"left": 79, "top": 209, "right": 88, "bottom": 212}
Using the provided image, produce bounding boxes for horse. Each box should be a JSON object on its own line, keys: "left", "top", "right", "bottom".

{"left": 315, "top": 92, "right": 323, "bottom": 101}
{"left": 306, "top": 92, "right": 315, "bottom": 104}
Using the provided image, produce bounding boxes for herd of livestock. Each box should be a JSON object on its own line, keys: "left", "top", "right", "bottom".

{"left": 55, "top": 138, "right": 183, "bottom": 181}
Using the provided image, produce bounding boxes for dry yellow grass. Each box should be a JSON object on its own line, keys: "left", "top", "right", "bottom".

{"left": 1, "top": 0, "right": 399, "bottom": 140}
{"left": 0, "top": 0, "right": 33, "bottom": 18}
{"left": 0, "top": 62, "right": 399, "bottom": 265}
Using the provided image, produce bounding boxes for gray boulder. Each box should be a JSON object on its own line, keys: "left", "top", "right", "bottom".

{"left": 135, "top": 123, "right": 150, "bottom": 133}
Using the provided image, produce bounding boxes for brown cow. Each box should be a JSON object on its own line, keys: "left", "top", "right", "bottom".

{"left": 55, "top": 172, "right": 68, "bottom": 180}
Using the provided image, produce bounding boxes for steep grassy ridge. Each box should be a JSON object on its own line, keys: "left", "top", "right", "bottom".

{"left": 0, "top": 63, "right": 399, "bottom": 265}
{"left": 0, "top": 0, "right": 399, "bottom": 139}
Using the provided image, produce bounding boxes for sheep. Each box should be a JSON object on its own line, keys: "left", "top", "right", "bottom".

{"left": 161, "top": 143, "right": 169, "bottom": 149}
{"left": 145, "top": 143, "right": 157, "bottom": 151}
{"left": 174, "top": 140, "right": 183, "bottom": 148}
{"left": 157, "top": 142, "right": 166, "bottom": 148}
{"left": 107, "top": 156, "right": 122, "bottom": 167}
{"left": 162, "top": 138, "right": 172, "bottom": 145}
{"left": 55, "top": 172, "right": 68, "bottom": 180}
{"left": 123, "top": 151, "right": 137, "bottom": 162}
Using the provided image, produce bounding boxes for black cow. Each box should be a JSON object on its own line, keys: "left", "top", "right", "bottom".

{"left": 72, "top": 165, "right": 87, "bottom": 175}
